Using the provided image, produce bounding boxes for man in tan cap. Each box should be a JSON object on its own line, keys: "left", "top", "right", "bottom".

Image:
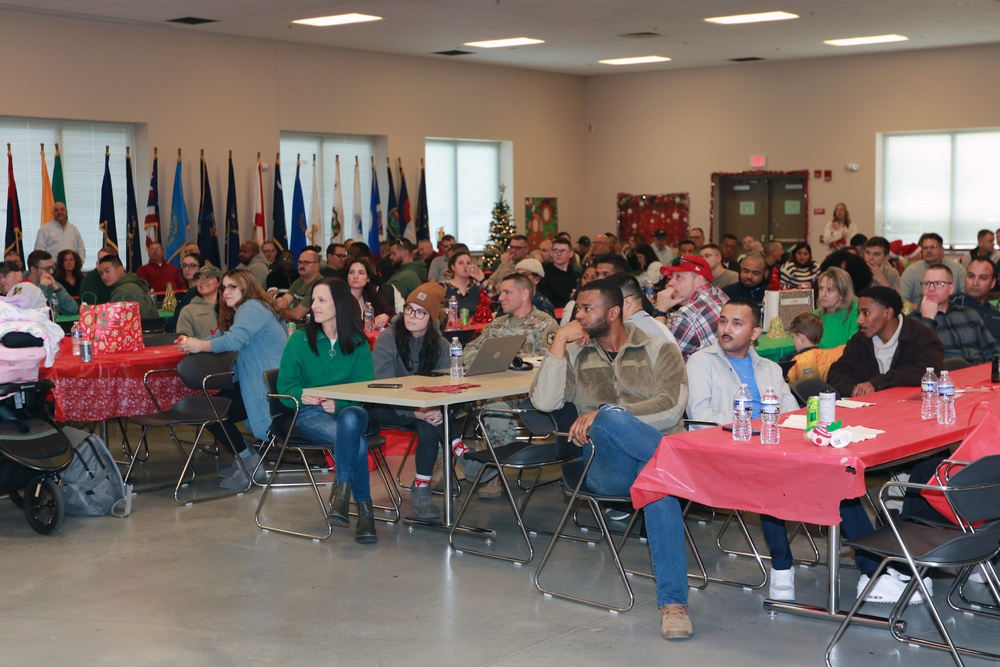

{"left": 516, "top": 258, "right": 555, "bottom": 318}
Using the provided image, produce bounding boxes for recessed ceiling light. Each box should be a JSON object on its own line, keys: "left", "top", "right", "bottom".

{"left": 599, "top": 56, "right": 671, "bottom": 65}
{"left": 293, "top": 13, "right": 382, "bottom": 27}
{"left": 824, "top": 34, "right": 909, "bottom": 47}
{"left": 705, "top": 11, "right": 799, "bottom": 25}
{"left": 464, "top": 37, "right": 544, "bottom": 48}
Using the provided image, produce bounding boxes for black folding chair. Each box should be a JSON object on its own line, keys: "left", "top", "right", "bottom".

{"left": 825, "top": 454, "right": 1000, "bottom": 667}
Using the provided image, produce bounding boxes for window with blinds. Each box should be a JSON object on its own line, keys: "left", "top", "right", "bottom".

{"left": 0, "top": 117, "right": 136, "bottom": 268}
{"left": 881, "top": 130, "right": 1000, "bottom": 246}
{"left": 279, "top": 133, "right": 374, "bottom": 251}
{"left": 426, "top": 139, "right": 501, "bottom": 251}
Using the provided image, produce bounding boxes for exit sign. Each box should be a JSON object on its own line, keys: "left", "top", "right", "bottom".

{"left": 750, "top": 155, "right": 767, "bottom": 168}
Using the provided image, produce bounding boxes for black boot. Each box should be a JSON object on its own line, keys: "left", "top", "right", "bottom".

{"left": 328, "top": 482, "right": 351, "bottom": 527}
{"left": 355, "top": 500, "right": 377, "bottom": 544}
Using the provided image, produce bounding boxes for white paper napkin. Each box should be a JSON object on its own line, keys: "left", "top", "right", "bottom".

{"left": 836, "top": 399, "right": 875, "bottom": 408}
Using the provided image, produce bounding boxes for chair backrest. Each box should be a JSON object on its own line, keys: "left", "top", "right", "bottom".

{"left": 943, "top": 357, "right": 971, "bottom": 371}
{"left": 944, "top": 454, "right": 1000, "bottom": 524}
{"left": 176, "top": 351, "right": 237, "bottom": 391}
{"left": 518, "top": 398, "right": 578, "bottom": 456}
{"left": 262, "top": 368, "right": 292, "bottom": 419}
{"left": 143, "top": 332, "right": 177, "bottom": 347}
{"left": 790, "top": 378, "right": 840, "bottom": 406}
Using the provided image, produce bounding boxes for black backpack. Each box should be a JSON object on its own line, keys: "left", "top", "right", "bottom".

{"left": 60, "top": 427, "right": 132, "bottom": 518}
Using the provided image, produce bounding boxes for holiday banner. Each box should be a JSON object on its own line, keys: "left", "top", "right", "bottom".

{"left": 524, "top": 197, "right": 557, "bottom": 247}
{"left": 617, "top": 193, "right": 690, "bottom": 246}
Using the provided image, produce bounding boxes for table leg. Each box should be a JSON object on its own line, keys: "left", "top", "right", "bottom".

{"left": 763, "top": 522, "right": 887, "bottom": 628}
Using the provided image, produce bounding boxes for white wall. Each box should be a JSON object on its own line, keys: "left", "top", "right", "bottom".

{"left": 3, "top": 7, "right": 999, "bottom": 257}
{"left": 0, "top": 9, "right": 587, "bottom": 246}
{"left": 584, "top": 43, "right": 1000, "bottom": 255}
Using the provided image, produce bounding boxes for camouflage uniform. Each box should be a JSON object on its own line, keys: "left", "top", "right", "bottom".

{"left": 462, "top": 307, "right": 559, "bottom": 452}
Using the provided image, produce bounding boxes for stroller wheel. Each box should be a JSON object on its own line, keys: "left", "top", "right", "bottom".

{"left": 23, "top": 476, "right": 64, "bottom": 535}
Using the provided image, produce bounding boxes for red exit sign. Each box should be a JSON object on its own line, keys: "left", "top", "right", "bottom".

{"left": 750, "top": 155, "right": 767, "bottom": 168}
{"left": 814, "top": 208, "right": 825, "bottom": 215}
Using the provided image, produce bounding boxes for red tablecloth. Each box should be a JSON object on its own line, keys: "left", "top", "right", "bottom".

{"left": 631, "top": 365, "right": 995, "bottom": 525}
{"left": 39, "top": 338, "right": 195, "bottom": 422}
{"left": 364, "top": 323, "right": 486, "bottom": 349}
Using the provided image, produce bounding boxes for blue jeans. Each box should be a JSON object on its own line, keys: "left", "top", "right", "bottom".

{"left": 294, "top": 405, "right": 370, "bottom": 501}
{"left": 586, "top": 404, "right": 688, "bottom": 607}
{"left": 760, "top": 500, "right": 879, "bottom": 575}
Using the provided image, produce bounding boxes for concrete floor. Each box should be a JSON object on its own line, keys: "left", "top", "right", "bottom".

{"left": 2, "top": 427, "right": 998, "bottom": 666}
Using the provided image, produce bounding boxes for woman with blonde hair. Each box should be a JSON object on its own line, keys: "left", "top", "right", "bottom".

{"left": 813, "top": 266, "right": 858, "bottom": 348}
{"left": 176, "top": 269, "right": 288, "bottom": 488}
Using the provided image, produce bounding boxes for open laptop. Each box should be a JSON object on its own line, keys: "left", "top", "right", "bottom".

{"left": 464, "top": 335, "right": 527, "bottom": 376}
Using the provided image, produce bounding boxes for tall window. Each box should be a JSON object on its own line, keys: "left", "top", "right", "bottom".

{"left": 0, "top": 117, "right": 136, "bottom": 268}
{"left": 426, "top": 139, "right": 501, "bottom": 251}
{"left": 881, "top": 129, "right": 1000, "bottom": 246}
{"left": 279, "top": 133, "right": 374, "bottom": 251}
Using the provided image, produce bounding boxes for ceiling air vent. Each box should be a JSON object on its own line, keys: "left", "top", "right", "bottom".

{"left": 619, "top": 32, "right": 662, "bottom": 38}
{"left": 434, "top": 49, "right": 474, "bottom": 56}
{"left": 729, "top": 56, "right": 765, "bottom": 62}
{"left": 167, "top": 17, "right": 217, "bottom": 25}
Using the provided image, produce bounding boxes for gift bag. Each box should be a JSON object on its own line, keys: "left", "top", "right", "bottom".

{"left": 921, "top": 401, "right": 1000, "bottom": 525}
{"left": 78, "top": 302, "right": 145, "bottom": 354}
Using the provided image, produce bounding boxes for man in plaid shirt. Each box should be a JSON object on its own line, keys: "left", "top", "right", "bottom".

{"left": 655, "top": 255, "right": 730, "bottom": 360}
{"left": 909, "top": 263, "right": 997, "bottom": 364}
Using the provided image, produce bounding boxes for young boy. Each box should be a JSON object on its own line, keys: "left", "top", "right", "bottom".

{"left": 786, "top": 313, "right": 844, "bottom": 383}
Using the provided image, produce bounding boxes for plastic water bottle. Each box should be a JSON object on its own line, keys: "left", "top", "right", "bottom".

{"left": 760, "top": 386, "right": 780, "bottom": 444}
{"left": 732, "top": 383, "right": 753, "bottom": 442}
{"left": 363, "top": 301, "right": 375, "bottom": 332}
{"left": 447, "top": 295, "right": 459, "bottom": 328}
{"left": 449, "top": 336, "right": 464, "bottom": 379}
{"left": 937, "top": 370, "right": 955, "bottom": 425}
{"left": 70, "top": 323, "right": 82, "bottom": 357}
{"left": 920, "top": 367, "right": 938, "bottom": 420}
{"left": 48, "top": 291, "right": 59, "bottom": 320}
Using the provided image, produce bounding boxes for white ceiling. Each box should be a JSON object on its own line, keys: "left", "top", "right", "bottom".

{"left": 4, "top": 0, "right": 1000, "bottom": 75}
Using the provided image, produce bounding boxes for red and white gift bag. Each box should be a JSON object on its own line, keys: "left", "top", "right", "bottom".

{"left": 78, "top": 302, "right": 145, "bottom": 354}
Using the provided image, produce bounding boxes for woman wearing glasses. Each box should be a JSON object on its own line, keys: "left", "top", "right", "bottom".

{"left": 176, "top": 269, "right": 288, "bottom": 489}
{"left": 814, "top": 267, "right": 859, "bottom": 348}
{"left": 371, "top": 283, "right": 488, "bottom": 520}
{"left": 346, "top": 256, "right": 395, "bottom": 329}
{"left": 277, "top": 277, "right": 377, "bottom": 543}
{"left": 165, "top": 252, "right": 206, "bottom": 333}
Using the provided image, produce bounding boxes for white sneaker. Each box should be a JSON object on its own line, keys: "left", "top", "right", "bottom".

{"left": 889, "top": 567, "right": 934, "bottom": 598}
{"left": 769, "top": 567, "right": 795, "bottom": 601}
{"left": 857, "top": 573, "right": 926, "bottom": 604}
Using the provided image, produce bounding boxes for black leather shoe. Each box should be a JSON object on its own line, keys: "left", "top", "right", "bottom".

{"left": 328, "top": 482, "right": 351, "bottom": 527}
{"left": 355, "top": 500, "right": 377, "bottom": 544}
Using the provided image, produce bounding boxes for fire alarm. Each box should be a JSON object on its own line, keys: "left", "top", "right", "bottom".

{"left": 845, "top": 163, "right": 860, "bottom": 172}
{"left": 823, "top": 170, "right": 832, "bottom": 181}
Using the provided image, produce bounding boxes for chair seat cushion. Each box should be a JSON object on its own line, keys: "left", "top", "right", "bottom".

{"left": 130, "top": 396, "right": 232, "bottom": 427}
{"left": 847, "top": 521, "right": 1000, "bottom": 566}
{"left": 467, "top": 441, "right": 576, "bottom": 468}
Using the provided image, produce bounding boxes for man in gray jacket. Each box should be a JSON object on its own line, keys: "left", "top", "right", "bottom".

{"left": 529, "top": 278, "right": 693, "bottom": 641}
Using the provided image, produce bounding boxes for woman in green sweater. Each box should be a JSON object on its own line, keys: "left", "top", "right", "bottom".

{"left": 277, "top": 277, "right": 377, "bottom": 544}
{"left": 814, "top": 266, "right": 859, "bottom": 348}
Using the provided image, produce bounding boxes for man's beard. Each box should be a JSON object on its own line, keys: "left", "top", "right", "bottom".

{"left": 583, "top": 316, "right": 611, "bottom": 340}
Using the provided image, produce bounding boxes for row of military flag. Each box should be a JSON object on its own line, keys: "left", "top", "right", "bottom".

{"left": 4, "top": 145, "right": 431, "bottom": 271}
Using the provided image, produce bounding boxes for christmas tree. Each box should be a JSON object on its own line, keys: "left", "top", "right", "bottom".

{"left": 481, "top": 184, "right": 514, "bottom": 269}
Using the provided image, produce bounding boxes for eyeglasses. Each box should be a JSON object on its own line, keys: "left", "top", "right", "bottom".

{"left": 37, "top": 264, "right": 55, "bottom": 273}
{"left": 331, "top": 253, "right": 348, "bottom": 259}
{"left": 180, "top": 262, "right": 200, "bottom": 270}
{"left": 403, "top": 305, "right": 428, "bottom": 319}
{"left": 551, "top": 248, "right": 570, "bottom": 254}
{"left": 195, "top": 275, "right": 217, "bottom": 282}
{"left": 221, "top": 284, "right": 241, "bottom": 292}
{"left": 920, "top": 280, "right": 952, "bottom": 289}
{"left": 669, "top": 256, "right": 699, "bottom": 267}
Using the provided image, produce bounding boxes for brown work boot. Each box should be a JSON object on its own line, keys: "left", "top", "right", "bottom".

{"left": 660, "top": 604, "right": 692, "bottom": 640}
{"left": 477, "top": 475, "right": 503, "bottom": 499}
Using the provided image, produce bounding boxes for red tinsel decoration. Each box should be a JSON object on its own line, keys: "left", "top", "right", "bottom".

{"left": 472, "top": 287, "right": 494, "bottom": 325}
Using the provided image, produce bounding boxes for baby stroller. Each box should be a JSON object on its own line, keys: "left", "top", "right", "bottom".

{"left": 0, "top": 332, "right": 72, "bottom": 534}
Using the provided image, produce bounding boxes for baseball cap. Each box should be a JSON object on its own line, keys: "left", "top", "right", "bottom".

{"left": 653, "top": 229, "right": 667, "bottom": 239}
{"left": 405, "top": 282, "right": 445, "bottom": 321}
{"left": 660, "top": 255, "right": 713, "bottom": 283}
{"left": 195, "top": 265, "right": 223, "bottom": 280}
